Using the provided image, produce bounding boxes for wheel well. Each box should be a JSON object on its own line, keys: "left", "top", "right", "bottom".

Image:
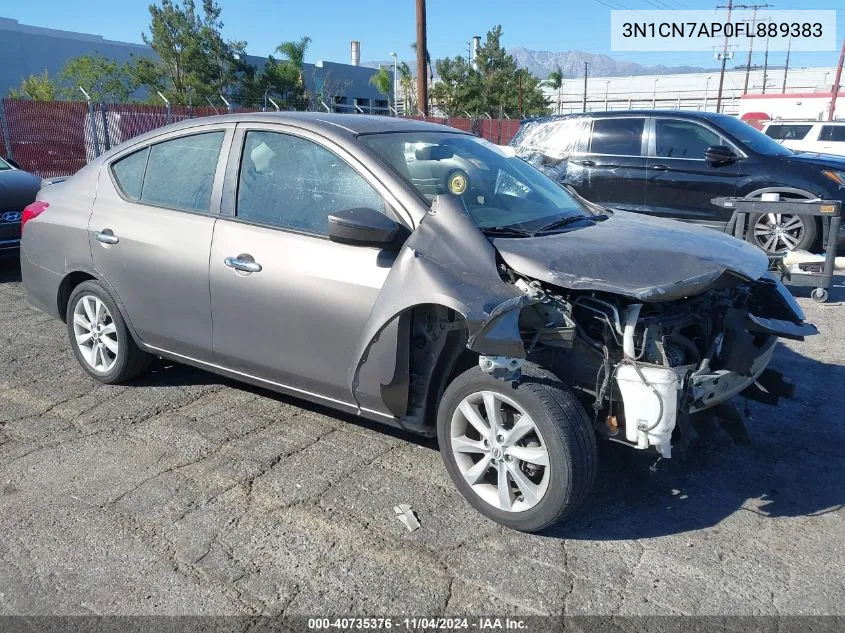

{"left": 57, "top": 272, "right": 96, "bottom": 322}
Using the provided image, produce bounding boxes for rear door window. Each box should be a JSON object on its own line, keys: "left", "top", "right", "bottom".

{"left": 589, "top": 118, "right": 645, "bottom": 156}
{"left": 818, "top": 125, "right": 845, "bottom": 142}
{"left": 654, "top": 119, "right": 723, "bottom": 159}
{"left": 764, "top": 124, "right": 813, "bottom": 141}
{"left": 111, "top": 131, "right": 224, "bottom": 213}
{"left": 141, "top": 132, "right": 224, "bottom": 212}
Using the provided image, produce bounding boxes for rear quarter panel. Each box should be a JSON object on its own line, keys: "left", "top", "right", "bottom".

{"left": 20, "top": 164, "right": 100, "bottom": 318}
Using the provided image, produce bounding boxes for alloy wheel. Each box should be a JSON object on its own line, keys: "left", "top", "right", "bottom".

{"left": 72, "top": 295, "right": 119, "bottom": 373}
{"left": 450, "top": 390, "right": 550, "bottom": 513}
{"left": 752, "top": 213, "right": 806, "bottom": 253}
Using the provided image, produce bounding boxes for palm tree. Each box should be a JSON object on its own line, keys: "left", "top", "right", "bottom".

{"left": 547, "top": 65, "right": 563, "bottom": 115}
{"left": 275, "top": 36, "right": 312, "bottom": 89}
{"left": 369, "top": 67, "right": 393, "bottom": 112}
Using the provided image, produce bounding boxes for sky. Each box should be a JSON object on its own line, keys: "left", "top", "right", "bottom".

{"left": 5, "top": 0, "right": 844, "bottom": 72}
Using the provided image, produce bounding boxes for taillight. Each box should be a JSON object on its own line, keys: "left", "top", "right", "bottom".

{"left": 21, "top": 201, "right": 49, "bottom": 232}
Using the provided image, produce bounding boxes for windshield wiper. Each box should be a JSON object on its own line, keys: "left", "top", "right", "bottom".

{"left": 481, "top": 226, "right": 534, "bottom": 237}
{"left": 533, "top": 214, "right": 608, "bottom": 234}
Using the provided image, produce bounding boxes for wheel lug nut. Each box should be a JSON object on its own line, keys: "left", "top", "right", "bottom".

{"left": 496, "top": 434, "right": 504, "bottom": 443}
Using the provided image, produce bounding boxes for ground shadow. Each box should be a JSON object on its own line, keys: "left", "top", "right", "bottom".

{"left": 0, "top": 259, "right": 22, "bottom": 283}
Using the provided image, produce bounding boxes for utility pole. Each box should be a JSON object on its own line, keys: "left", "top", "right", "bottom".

{"left": 762, "top": 26, "right": 770, "bottom": 94}
{"left": 416, "top": 0, "right": 428, "bottom": 117}
{"left": 518, "top": 72, "right": 524, "bottom": 116}
{"left": 582, "top": 62, "right": 588, "bottom": 112}
{"left": 736, "top": 4, "right": 771, "bottom": 94}
{"left": 715, "top": 0, "right": 734, "bottom": 113}
{"left": 829, "top": 37, "right": 845, "bottom": 121}
{"left": 782, "top": 37, "right": 791, "bottom": 93}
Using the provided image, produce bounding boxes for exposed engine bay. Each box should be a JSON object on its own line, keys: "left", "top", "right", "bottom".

{"left": 349, "top": 196, "right": 816, "bottom": 459}
{"left": 502, "top": 270, "right": 814, "bottom": 458}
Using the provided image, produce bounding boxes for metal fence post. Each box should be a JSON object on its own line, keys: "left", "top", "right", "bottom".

{"left": 100, "top": 102, "right": 111, "bottom": 152}
{"left": 79, "top": 88, "right": 101, "bottom": 159}
{"left": 0, "top": 98, "right": 13, "bottom": 160}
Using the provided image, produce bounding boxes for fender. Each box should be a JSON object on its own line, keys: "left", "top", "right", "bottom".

{"left": 348, "top": 196, "right": 535, "bottom": 410}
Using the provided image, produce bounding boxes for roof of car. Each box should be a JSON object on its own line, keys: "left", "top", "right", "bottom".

{"left": 521, "top": 109, "right": 741, "bottom": 125}
{"left": 152, "top": 111, "right": 462, "bottom": 137}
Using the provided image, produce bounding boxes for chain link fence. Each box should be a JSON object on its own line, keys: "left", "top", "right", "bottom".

{"left": 0, "top": 98, "right": 525, "bottom": 178}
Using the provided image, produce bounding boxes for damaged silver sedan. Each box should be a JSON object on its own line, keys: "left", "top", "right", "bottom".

{"left": 20, "top": 113, "right": 817, "bottom": 532}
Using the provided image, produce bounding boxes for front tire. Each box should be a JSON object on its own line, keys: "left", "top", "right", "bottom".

{"left": 437, "top": 364, "right": 597, "bottom": 532}
{"left": 66, "top": 280, "right": 151, "bottom": 384}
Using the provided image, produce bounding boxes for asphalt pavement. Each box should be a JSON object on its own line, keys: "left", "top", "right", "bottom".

{"left": 1, "top": 261, "right": 843, "bottom": 617}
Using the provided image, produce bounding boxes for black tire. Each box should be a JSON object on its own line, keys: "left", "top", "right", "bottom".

{"left": 437, "top": 363, "right": 597, "bottom": 532}
{"left": 66, "top": 280, "right": 151, "bottom": 384}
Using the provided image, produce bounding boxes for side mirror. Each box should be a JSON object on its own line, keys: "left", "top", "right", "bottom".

{"left": 328, "top": 207, "right": 404, "bottom": 248}
{"left": 704, "top": 145, "right": 738, "bottom": 165}
{"left": 5, "top": 157, "right": 21, "bottom": 169}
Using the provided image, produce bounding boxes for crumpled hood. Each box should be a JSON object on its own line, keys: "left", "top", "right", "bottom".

{"left": 491, "top": 210, "right": 769, "bottom": 301}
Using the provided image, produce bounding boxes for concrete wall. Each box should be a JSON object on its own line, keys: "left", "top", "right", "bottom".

{"left": 542, "top": 66, "right": 841, "bottom": 116}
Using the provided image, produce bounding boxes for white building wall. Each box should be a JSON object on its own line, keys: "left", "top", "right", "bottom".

{"left": 543, "top": 66, "right": 840, "bottom": 116}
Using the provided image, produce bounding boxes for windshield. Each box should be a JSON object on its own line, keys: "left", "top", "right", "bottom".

{"left": 714, "top": 115, "right": 793, "bottom": 156}
{"left": 360, "top": 131, "right": 594, "bottom": 233}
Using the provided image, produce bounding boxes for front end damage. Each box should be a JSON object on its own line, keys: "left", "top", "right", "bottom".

{"left": 350, "top": 197, "right": 817, "bottom": 457}
{"left": 511, "top": 272, "right": 816, "bottom": 458}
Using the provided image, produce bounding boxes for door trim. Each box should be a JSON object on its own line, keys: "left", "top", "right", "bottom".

{"left": 143, "top": 342, "right": 398, "bottom": 423}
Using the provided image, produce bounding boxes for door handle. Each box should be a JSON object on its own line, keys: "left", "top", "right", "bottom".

{"left": 572, "top": 159, "right": 596, "bottom": 167}
{"left": 224, "top": 255, "right": 262, "bottom": 273}
{"left": 651, "top": 164, "right": 670, "bottom": 171}
{"left": 95, "top": 230, "right": 119, "bottom": 245}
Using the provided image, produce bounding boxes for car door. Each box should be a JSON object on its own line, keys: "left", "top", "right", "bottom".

{"left": 209, "top": 124, "right": 410, "bottom": 411}
{"left": 645, "top": 117, "right": 740, "bottom": 229}
{"left": 89, "top": 126, "right": 232, "bottom": 359}
{"left": 570, "top": 116, "right": 649, "bottom": 212}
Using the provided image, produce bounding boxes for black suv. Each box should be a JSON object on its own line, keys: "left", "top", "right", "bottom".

{"left": 511, "top": 110, "right": 845, "bottom": 253}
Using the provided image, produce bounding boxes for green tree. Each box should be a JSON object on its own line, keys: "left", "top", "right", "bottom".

{"left": 273, "top": 36, "right": 311, "bottom": 102}
{"left": 432, "top": 26, "right": 549, "bottom": 118}
{"left": 546, "top": 65, "right": 563, "bottom": 115}
{"left": 59, "top": 54, "right": 137, "bottom": 102}
{"left": 369, "top": 67, "right": 392, "bottom": 107}
{"left": 8, "top": 70, "right": 58, "bottom": 101}
{"left": 396, "top": 61, "right": 416, "bottom": 115}
{"left": 135, "top": 0, "right": 244, "bottom": 105}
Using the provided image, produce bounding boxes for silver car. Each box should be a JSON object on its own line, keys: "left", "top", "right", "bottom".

{"left": 20, "top": 113, "right": 816, "bottom": 532}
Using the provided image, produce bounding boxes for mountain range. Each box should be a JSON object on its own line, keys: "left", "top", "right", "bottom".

{"left": 363, "top": 48, "right": 713, "bottom": 79}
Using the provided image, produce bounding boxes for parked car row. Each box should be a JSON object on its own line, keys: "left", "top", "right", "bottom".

{"left": 510, "top": 110, "right": 845, "bottom": 254}
{"left": 18, "top": 112, "right": 816, "bottom": 532}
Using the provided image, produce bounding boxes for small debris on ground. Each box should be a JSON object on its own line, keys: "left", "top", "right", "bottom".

{"left": 393, "top": 503, "right": 420, "bottom": 532}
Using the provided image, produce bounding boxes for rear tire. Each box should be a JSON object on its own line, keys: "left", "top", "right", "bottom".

{"left": 66, "top": 281, "right": 151, "bottom": 384}
{"left": 437, "top": 363, "right": 597, "bottom": 532}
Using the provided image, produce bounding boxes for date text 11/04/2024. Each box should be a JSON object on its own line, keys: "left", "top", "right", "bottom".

{"left": 622, "top": 21, "right": 823, "bottom": 39}
{"left": 307, "top": 617, "right": 528, "bottom": 630}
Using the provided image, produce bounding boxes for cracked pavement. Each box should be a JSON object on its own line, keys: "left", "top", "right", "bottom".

{"left": 0, "top": 261, "right": 843, "bottom": 616}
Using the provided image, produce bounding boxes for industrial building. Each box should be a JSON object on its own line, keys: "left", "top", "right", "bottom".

{"left": 0, "top": 17, "right": 393, "bottom": 112}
